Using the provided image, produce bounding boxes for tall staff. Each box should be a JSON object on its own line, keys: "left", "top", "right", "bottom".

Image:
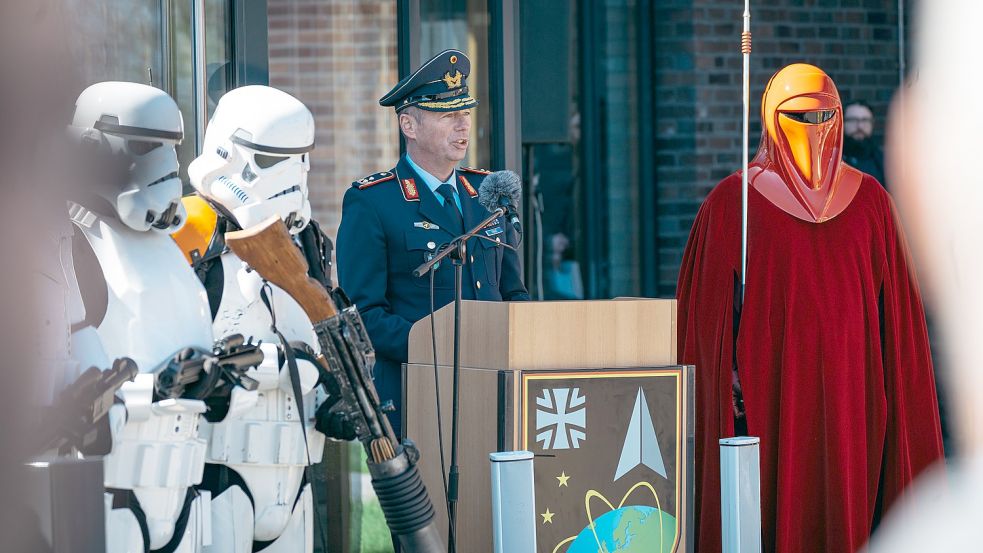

{"left": 741, "top": 0, "right": 751, "bottom": 303}
{"left": 740, "top": 0, "right": 751, "bottom": 299}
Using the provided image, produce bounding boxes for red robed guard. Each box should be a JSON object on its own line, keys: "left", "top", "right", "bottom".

{"left": 677, "top": 63, "right": 944, "bottom": 552}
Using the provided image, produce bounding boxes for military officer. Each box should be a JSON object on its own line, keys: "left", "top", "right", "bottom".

{"left": 336, "top": 49, "right": 529, "bottom": 438}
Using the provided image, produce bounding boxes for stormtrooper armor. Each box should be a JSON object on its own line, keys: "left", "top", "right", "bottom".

{"left": 177, "top": 85, "right": 325, "bottom": 553}
{"left": 69, "top": 81, "right": 221, "bottom": 553}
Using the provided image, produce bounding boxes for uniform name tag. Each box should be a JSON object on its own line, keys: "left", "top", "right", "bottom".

{"left": 484, "top": 226, "right": 504, "bottom": 237}
{"left": 424, "top": 251, "right": 441, "bottom": 269}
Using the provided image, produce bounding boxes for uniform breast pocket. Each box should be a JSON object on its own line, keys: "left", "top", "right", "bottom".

{"left": 404, "top": 230, "right": 454, "bottom": 289}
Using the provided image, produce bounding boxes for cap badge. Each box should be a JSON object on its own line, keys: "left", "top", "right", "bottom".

{"left": 443, "top": 70, "right": 464, "bottom": 89}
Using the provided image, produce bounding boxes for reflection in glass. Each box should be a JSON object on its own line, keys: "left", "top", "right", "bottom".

{"left": 601, "top": 0, "right": 641, "bottom": 297}
{"left": 419, "top": 0, "right": 491, "bottom": 170}
{"left": 171, "top": 0, "right": 230, "bottom": 182}
{"left": 523, "top": 0, "right": 642, "bottom": 299}
{"left": 66, "top": 0, "right": 162, "bottom": 87}
{"left": 522, "top": 2, "right": 586, "bottom": 300}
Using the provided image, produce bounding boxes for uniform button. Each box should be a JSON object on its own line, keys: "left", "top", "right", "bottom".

{"left": 476, "top": 280, "right": 482, "bottom": 289}
{"left": 427, "top": 241, "right": 436, "bottom": 250}
{"left": 495, "top": 237, "right": 501, "bottom": 243}
{"left": 470, "top": 255, "right": 475, "bottom": 263}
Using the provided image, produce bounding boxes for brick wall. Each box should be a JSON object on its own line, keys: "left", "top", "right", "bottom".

{"left": 267, "top": 0, "right": 399, "bottom": 247}
{"left": 654, "top": 0, "right": 908, "bottom": 295}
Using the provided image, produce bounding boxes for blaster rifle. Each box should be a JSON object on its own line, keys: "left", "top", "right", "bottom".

{"left": 35, "top": 357, "right": 139, "bottom": 455}
{"left": 226, "top": 216, "right": 444, "bottom": 553}
{"left": 155, "top": 334, "right": 263, "bottom": 422}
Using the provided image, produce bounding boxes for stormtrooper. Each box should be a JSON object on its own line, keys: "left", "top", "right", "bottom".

{"left": 68, "top": 81, "right": 258, "bottom": 553}
{"left": 172, "top": 85, "right": 330, "bottom": 553}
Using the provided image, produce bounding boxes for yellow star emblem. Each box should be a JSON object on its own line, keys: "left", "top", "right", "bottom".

{"left": 541, "top": 508, "right": 555, "bottom": 524}
{"left": 556, "top": 472, "right": 571, "bottom": 487}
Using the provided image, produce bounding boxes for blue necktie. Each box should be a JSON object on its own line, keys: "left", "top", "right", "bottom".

{"left": 436, "top": 183, "right": 464, "bottom": 234}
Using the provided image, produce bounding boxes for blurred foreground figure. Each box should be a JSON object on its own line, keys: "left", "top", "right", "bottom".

{"left": 677, "top": 63, "right": 943, "bottom": 552}
{"left": 175, "top": 85, "right": 327, "bottom": 553}
{"left": 868, "top": 0, "right": 983, "bottom": 550}
{"left": 0, "top": 2, "right": 89, "bottom": 550}
{"left": 69, "top": 82, "right": 223, "bottom": 553}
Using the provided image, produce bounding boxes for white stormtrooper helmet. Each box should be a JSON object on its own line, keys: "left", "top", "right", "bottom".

{"left": 188, "top": 85, "right": 314, "bottom": 234}
{"left": 70, "top": 81, "right": 186, "bottom": 233}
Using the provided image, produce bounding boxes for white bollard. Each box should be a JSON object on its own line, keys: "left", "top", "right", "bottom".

{"left": 720, "top": 436, "right": 762, "bottom": 553}
{"left": 489, "top": 451, "right": 537, "bottom": 553}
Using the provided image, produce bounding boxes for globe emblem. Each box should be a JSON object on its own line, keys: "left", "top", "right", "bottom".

{"left": 554, "top": 482, "right": 677, "bottom": 553}
{"left": 566, "top": 505, "right": 675, "bottom": 553}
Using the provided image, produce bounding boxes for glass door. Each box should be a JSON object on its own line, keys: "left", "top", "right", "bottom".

{"left": 418, "top": 0, "right": 493, "bottom": 171}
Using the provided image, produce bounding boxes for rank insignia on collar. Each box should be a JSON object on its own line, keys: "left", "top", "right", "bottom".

{"left": 400, "top": 178, "right": 420, "bottom": 201}
{"left": 458, "top": 175, "right": 478, "bottom": 197}
{"left": 414, "top": 221, "right": 440, "bottom": 230}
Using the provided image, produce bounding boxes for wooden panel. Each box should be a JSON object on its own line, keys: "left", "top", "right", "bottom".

{"left": 403, "top": 363, "right": 502, "bottom": 553}
{"left": 408, "top": 299, "right": 677, "bottom": 370}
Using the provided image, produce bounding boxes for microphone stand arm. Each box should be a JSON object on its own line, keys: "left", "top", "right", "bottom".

{"left": 411, "top": 206, "right": 506, "bottom": 553}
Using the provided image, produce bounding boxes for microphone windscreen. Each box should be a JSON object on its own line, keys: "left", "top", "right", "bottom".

{"left": 477, "top": 170, "right": 522, "bottom": 212}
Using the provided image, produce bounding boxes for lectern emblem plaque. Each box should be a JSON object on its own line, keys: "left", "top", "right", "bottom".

{"left": 521, "top": 368, "right": 692, "bottom": 553}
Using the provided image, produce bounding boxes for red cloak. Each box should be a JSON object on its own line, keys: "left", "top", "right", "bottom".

{"left": 677, "top": 173, "right": 943, "bottom": 552}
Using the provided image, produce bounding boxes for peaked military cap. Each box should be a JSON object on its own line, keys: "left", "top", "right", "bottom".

{"left": 379, "top": 49, "right": 478, "bottom": 113}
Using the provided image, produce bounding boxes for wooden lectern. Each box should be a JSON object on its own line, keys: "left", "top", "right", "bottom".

{"left": 403, "top": 299, "right": 693, "bottom": 553}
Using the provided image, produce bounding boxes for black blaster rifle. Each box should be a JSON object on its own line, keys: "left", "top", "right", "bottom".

{"left": 226, "top": 216, "right": 444, "bottom": 553}
{"left": 155, "top": 334, "right": 263, "bottom": 422}
{"left": 35, "top": 357, "right": 139, "bottom": 455}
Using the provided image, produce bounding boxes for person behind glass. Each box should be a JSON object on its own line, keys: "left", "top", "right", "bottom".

{"left": 843, "top": 99, "right": 887, "bottom": 187}
{"left": 336, "top": 49, "right": 529, "bottom": 438}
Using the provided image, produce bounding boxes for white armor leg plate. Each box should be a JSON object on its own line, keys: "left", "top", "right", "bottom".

{"left": 166, "top": 492, "right": 210, "bottom": 553}
{"left": 259, "top": 484, "right": 314, "bottom": 553}
{"left": 105, "top": 495, "right": 145, "bottom": 553}
{"left": 202, "top": 485, "right": 254, "bottom": 553}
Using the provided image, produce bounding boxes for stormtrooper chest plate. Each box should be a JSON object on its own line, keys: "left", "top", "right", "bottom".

{"left": 72, "top": 210, "right": 214, "bottom": 371}
{"left": 212, "top": 253, "right": 318, "bottom": 346}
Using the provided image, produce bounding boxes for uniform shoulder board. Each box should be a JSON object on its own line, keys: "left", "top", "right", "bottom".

{"left": 459, "top": 166, "right": 492, "bottom": 175}
{"left": 353, "top": 170, "right": 396, "bottom": 189}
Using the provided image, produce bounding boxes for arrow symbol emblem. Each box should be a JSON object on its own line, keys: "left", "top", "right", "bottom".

{"left": 614, "top": 387, "right": 667, "bottom": 481}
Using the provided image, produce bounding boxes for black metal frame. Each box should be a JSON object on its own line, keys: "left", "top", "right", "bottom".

{"left": 489, "top": 0, "right": 522, "bottom": 173}
{"left": 158, "top": 0, "right": 173, "bottom": 91}
{"left": 637, "top": 0, "right": 659, "bottom": 297}
{"left": 398, "top": 0, "right": 421, "bottom": 156}
{"left": 577, "top": 0, "right": 605, "bottom": 299}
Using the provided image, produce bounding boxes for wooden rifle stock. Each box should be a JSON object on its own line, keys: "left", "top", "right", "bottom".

{"left": 225, "top": 216, "right": 337, "bottom": 323}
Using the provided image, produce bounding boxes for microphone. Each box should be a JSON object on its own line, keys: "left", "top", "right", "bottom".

{"left": 477, "top": 170, "right": 522, "bottom": 234}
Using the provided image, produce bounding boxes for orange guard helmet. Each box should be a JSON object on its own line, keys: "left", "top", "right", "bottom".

{"left": 749, "top": 63, "right": 862, "bottom": 223}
